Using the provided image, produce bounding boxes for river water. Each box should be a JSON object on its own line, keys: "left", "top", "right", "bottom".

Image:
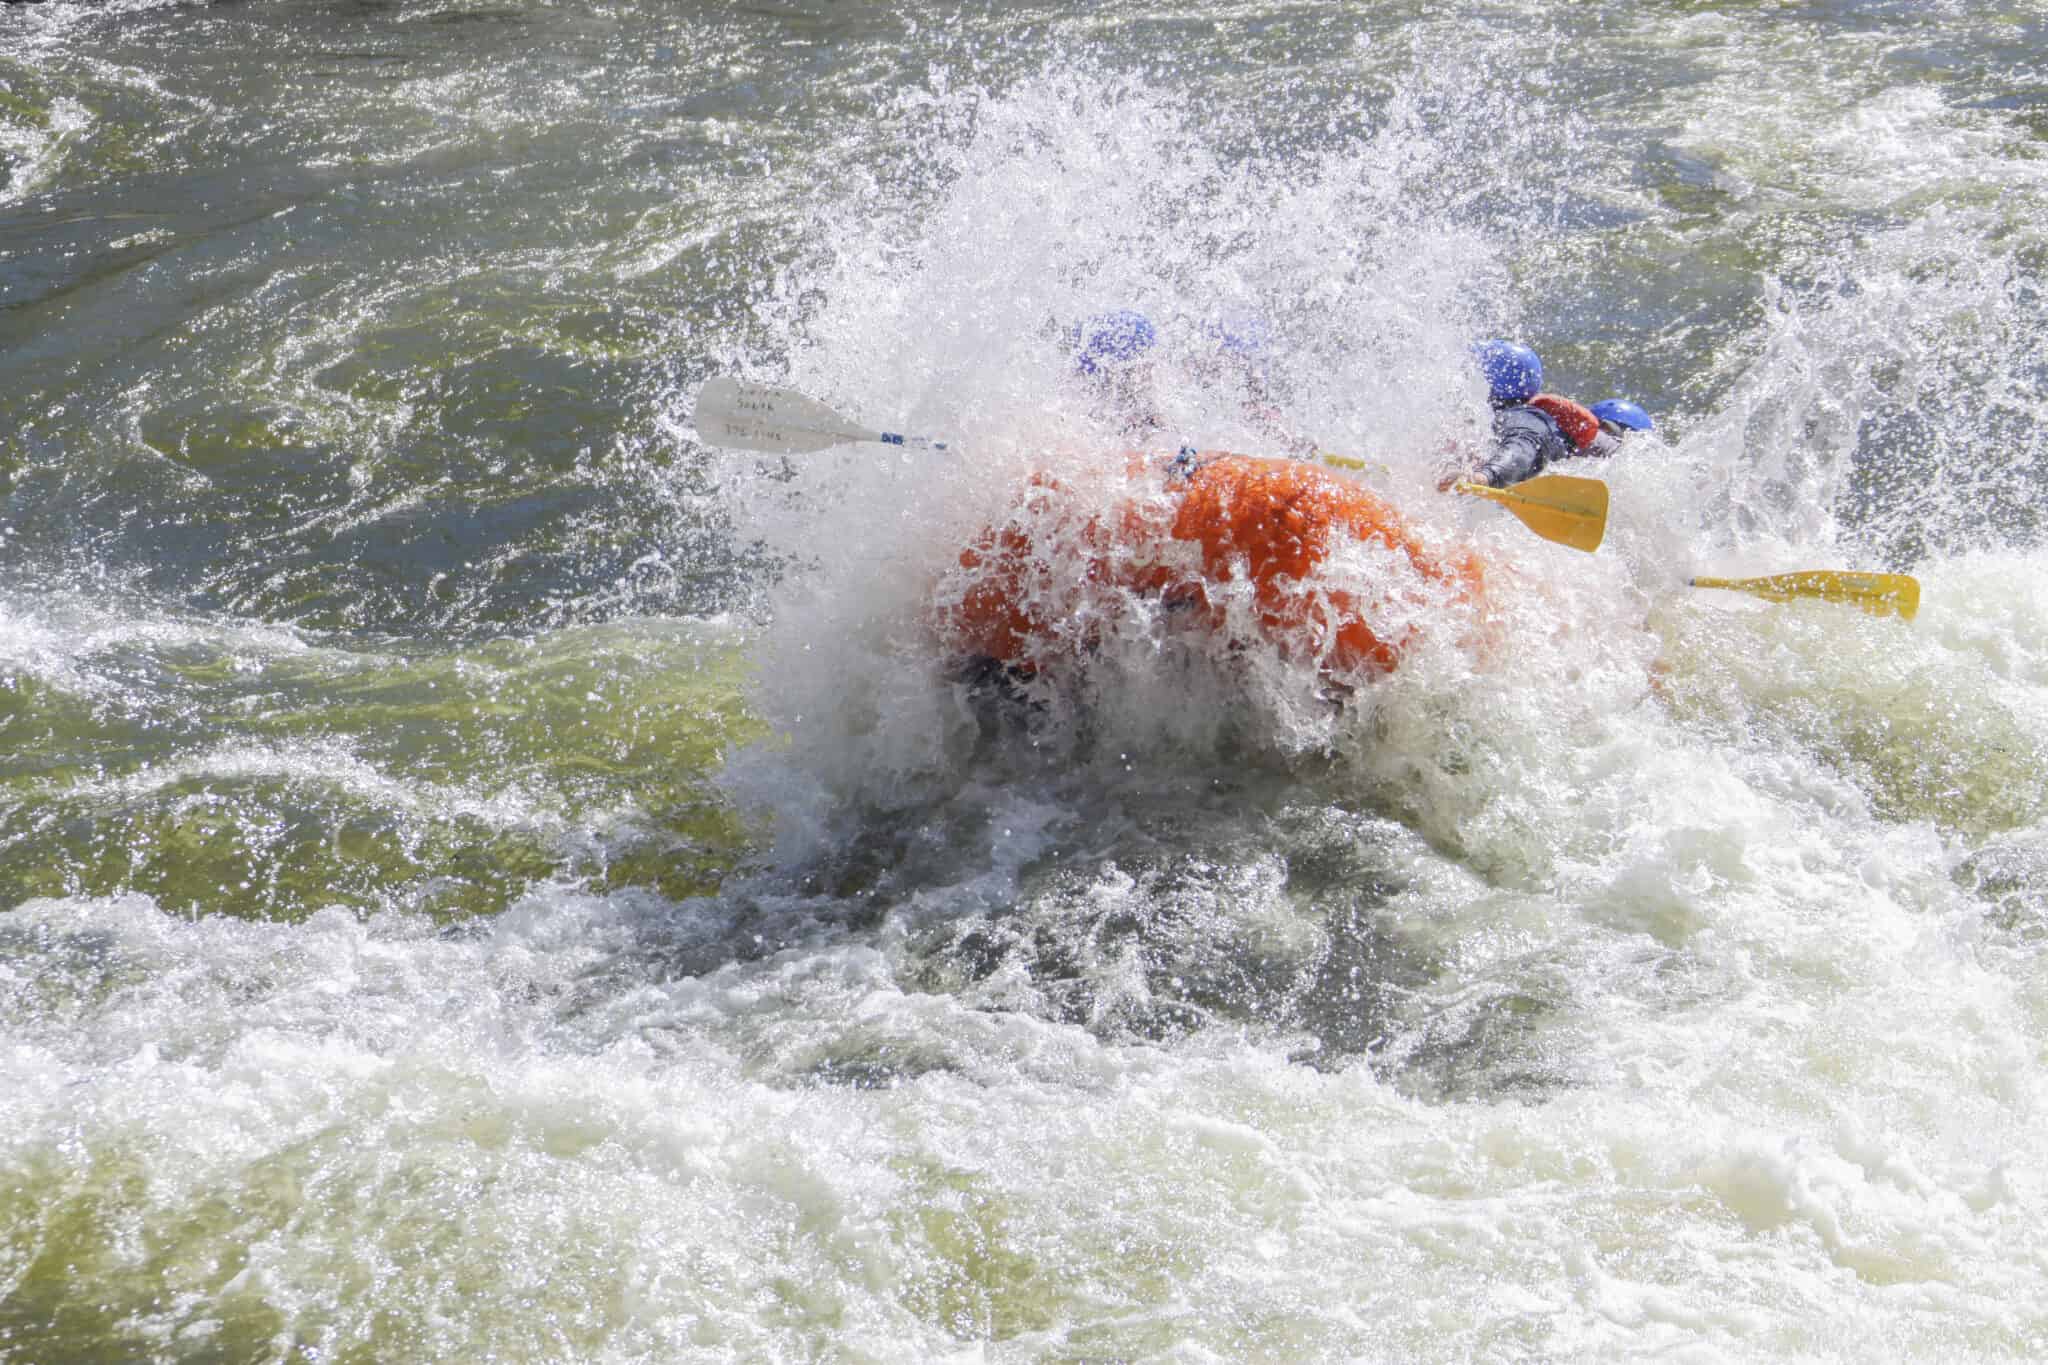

{"left": 4, "top": 1, "right": 2047, "bottom": 1360}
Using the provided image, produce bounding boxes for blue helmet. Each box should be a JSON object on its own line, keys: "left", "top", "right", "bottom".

{"left": 1590, "top": 398, "right": 1653, "bottom": 432}
{"left": 1205, "top": 316, "right": 1270, "bottom": 360}
{"left": 1073, "top": 310, "right": 1157, "bottom": 376}
{"left": 1472, "top": 339, "right": 1542, "bottom": 405}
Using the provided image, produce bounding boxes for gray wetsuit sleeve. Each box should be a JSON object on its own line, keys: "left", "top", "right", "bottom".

{"left": 1476, "top": 406, "right": 1568, "bottom": 487}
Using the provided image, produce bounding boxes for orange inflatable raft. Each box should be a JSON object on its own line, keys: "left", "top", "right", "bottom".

{"left": 941, "top": 452, "right": 1487, "bottom": 678}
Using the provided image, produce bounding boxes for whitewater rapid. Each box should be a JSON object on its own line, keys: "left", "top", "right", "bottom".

{"left": 5, "top": 1, "right": 2048, "bottom": 1360}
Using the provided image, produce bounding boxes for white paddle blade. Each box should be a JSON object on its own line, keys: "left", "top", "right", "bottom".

{"left": 693, "top": 377, "right": 880, "bottom": 454}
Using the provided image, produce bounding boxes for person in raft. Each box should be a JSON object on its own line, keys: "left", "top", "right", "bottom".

{"left": 1441, "top": 339, "right": 1579, "bottom": 489}
{"left": 1069, "top": 309, "right": 1314, "bottom": 455}
{"left": 1070, "top": 309, "right": 1165, "bottom": 440}
{"left": 1586, "top": 397, "right": 1654, "bottom": 457}
{"left": 1527, "top": 391, "right": 1659, "bottom": 462}
{"left": 1195, "top": 316, "right": 1317, "bottom": 457}
{"left": 1441, "top": 340, "right": 1657, "bottom": 488}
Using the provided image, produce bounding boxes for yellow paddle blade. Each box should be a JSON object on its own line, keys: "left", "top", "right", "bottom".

{"left": 1691, "top": 571, "right": 1921, "bottom": 621}
{"left": 1452, "top": 474, "right": 1609, "bottom": 553}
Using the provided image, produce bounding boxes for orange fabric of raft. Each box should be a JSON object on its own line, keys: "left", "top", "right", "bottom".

{"left": 951, "top": 471, "right": 1077, "bottom": 667}
{"left": 947, "top": 453, "right": 1485, "bottom": 676}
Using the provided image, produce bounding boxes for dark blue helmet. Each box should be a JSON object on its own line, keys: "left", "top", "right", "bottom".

{"left": 1205, "top": 316, "right": 1270, "bottom": 360}
{"left": 1471, "top": 339, "right": 1543, "bottom": 405}
{"left": 1590, "top": 398, "right": 1653, "bottom": 432}
{"left": 1073, "top": 310, "right": 1157, "bottom": 376}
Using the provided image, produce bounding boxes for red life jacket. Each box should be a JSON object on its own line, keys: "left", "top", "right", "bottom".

{"left": 1527, "top": 394, "right": 1599, "bottom": 451}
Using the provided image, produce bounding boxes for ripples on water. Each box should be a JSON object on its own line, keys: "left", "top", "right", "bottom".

{"left": 4, "top": 1, "right": 2048, "bottom": 1359}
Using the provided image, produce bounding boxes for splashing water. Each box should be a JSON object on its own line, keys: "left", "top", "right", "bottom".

{"left": 6, "top": 4, "right": 2048, "bottom": 1360}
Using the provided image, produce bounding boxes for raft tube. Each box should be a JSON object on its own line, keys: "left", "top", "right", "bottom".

{"left": 942, "top": 453, "right": 1486, "bottom": 677}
